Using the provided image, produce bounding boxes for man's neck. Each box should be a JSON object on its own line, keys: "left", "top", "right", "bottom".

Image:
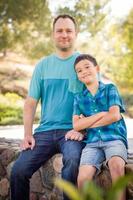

{"left": 55, "top": 49, "right": 75, "bottom": 59}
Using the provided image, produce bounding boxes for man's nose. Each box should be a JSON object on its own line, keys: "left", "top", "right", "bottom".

{"left": 62, "top": 31, "right": 67, "bottom": 37}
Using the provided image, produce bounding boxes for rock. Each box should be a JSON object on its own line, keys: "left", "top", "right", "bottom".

{"left": 0, "top": 178, "right": 9, "bottom": 197}
{"left": 0, "top": 137, "right": 133, "bottom": 200}
{"left": 0, "top": 148, "right": 15, "bottom": 166}
{"left": 30, "top": 192, "right": 38, "bottom": 200}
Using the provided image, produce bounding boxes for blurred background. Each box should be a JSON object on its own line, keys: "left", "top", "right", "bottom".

{"left": 0, "top": 0, "right": 133, "bottom": 137}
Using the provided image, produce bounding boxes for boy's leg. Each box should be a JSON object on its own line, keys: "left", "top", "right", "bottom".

{"left": 77, "top": 143, "right": 105, "bottom": 189}
{"left": 10, "top": 131, "right": 57, "bottom": 200}
{"left": 78, "top": 165, "right": 96, "bottom": 188}
{"left": 104, "top": 140, "right": 127, "bottom": 200}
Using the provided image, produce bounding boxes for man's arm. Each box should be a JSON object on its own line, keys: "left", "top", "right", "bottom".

{"left": 21, "top": 96, "right": 38, "bottom": 150}
{"left": 73, "top": 111, "right": 107, "bottom": 132}
{"left": 90, "top": 105, "right": 121, "bottom": 128}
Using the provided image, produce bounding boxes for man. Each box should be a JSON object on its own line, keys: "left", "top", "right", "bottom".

{"left": 10, "top": 14, "right": 84, "bottom": 200}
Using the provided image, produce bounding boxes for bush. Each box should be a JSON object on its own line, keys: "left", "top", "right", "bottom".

{"left": 0, "top": 104, "right": 23, "bottom": 125}
{"left": 122, "top": 94, "right": 133, "bottom": 118}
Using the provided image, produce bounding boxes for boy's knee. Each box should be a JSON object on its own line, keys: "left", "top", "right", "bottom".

{"left": 77, "top": 172, "right": 90, "bottom": 188}
{"left": 77, "top": 166, "right": 95, "bottom": 188}
{"left": 108, "top": 157, "right": 125, "bottom": 174}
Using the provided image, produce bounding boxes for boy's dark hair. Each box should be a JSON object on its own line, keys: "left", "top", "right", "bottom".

{"left": 53, "top": 14, "right": 77, "bottom": 30}
{"left": 74, "top": 54, "right": 98, "bottom": 67}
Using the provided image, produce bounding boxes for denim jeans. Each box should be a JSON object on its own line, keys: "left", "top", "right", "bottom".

{"left": 10, "top": 129, "right": 84, "bottom": 200}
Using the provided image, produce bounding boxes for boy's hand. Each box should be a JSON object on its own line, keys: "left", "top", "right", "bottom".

{"left": 65, "top": 129, "right": 84, "bottom": 141}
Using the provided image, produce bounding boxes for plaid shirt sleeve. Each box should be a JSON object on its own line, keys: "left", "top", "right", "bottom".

{"left": 108, "top": 84, "right": 125, "bottom": 113}
{"left": 73, "top": 96, "right": 82, "bottom": 116}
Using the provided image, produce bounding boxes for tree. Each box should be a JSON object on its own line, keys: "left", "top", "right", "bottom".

{"left": 56, "top": 0, "right": 108, "bottom": 35}
{"left": 105, "top": 8, "right": 133, "bottom": 91}
{"left": 0, "top": 0, "right": 53, "bottom": 58}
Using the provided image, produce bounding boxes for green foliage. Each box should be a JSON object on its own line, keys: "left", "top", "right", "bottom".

{"left": 122, "top": 93, "right": 133, "bottom": 118}
{"left": 105, "top": 8, "right": 133, "bottom": 91}
{"left": 0, "top": 0, "right": 52, "bottom": 58}
{"left": 57, "top": 0, "right": 108, "bottom": 35}
{"left": 55, "top": 173, "right": 133, "bottom": 200}
{"left": 0, "top": 104, "right": 23, "bottom": 125}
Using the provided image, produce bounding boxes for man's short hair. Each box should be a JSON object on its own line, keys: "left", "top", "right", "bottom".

{"left": 74, "top": 54, "right": 98, "bottom": 67}
{"left": 53, "top": 14, "right": 77, "bottom": 29}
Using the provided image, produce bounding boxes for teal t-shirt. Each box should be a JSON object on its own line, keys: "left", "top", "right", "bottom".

{"left": 28, "top": 52, "right": 83, "bottom": 133}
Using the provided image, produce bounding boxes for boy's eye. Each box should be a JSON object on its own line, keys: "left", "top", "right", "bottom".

{"left": 85, "top": 65, "right": 90, "bottom": 69}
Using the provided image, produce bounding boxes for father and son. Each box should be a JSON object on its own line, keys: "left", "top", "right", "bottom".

{"left": 10, "top": 14, "right": 128, "bottom": 200}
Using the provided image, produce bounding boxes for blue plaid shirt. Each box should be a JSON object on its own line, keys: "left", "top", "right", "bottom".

{"left": 73, "top": 82, "right": 127, "bottom": 148}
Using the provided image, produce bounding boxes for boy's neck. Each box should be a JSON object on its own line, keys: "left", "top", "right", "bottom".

{"left": 86, "top": 81, "right": 99, "bottom": 96}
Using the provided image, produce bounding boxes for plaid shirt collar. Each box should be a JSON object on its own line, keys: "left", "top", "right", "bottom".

{"left": 82, "top": 81, "right": 106, "bottom": 97}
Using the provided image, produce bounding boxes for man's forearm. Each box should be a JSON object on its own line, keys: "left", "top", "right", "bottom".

{"left": 23, "top": 97, "right": 37, "bottom": 137}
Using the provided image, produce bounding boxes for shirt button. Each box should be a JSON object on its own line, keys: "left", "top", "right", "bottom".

{"left": 93, "top": 100, "right": 95, "bottom": 102}
{"left": 98, "top": 130, "right": 101, "bottom": 132}
{"left": 94, "top": 109, "right": 97, "bottom": 112}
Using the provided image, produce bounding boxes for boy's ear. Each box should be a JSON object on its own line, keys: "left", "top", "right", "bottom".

{"left": 96, "top": 65, "right": 100, "bottom": 72}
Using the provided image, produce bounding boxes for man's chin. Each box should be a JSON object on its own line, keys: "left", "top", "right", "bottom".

{"left": 56, "top": 45, "right": 73, "bottom": 52}
{"left": 60, "top": 48, "right": 70, "bottom": 52}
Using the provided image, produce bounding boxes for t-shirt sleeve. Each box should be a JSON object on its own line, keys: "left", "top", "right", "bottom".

{"left": 28, "top": 62, "right": 42, "bottom": 100}
{"left": 108, "top": 84, "right": 125, "bottom": 113}
{"left": 73, "top": 96, "right": 82, "bottom": 116}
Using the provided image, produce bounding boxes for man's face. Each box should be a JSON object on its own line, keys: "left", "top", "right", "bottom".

{"left": 53, "top": 18, "right": 77, "bottom": 52}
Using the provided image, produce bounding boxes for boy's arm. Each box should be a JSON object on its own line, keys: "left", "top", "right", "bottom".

{"left": 73, "top": 111, "right": 107, "bottom": 132}
{"left": 90, "top": 105, "right": 121, "bottom": 128}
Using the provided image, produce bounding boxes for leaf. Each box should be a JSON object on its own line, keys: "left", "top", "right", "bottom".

{"left": 82, "top": 181, "right": 104, "bottom": 200}
{"left": 106, "top": 173, "right": 133, "bottom": 200}
{"left": 55, "top": 179, "right": 84, "bottom": 200}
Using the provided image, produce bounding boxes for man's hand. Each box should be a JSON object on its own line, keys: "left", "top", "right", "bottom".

{"left": 20, "top": 135, "right": 35, "bottom": 150}
{"left": 65, "top": 129, "right": 84, "bottom": 141}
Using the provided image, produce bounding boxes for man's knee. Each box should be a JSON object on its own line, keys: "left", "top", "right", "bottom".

{"left": 11, "top": 160, "right": 32, "bottom": 180}
{"left": 63, "top": 156, "right": 80, "bottom": 169}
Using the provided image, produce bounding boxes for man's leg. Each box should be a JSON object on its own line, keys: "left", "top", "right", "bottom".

{"left": 61, "top": 140, "right": 83, "bottom": 184}
{"left": 59, "top": 136, "right": 84, "bottom": 200}
{"left": 10, "top": 132, "right": 57, "bottom": 200}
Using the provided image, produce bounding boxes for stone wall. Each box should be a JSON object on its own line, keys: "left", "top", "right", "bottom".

{"left": 0, "top": 138, "right": 133, "bottom": 200}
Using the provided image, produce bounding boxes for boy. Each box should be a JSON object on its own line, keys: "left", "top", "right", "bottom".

{"left": 67, "top": 54, "right": 128, "bottom": 200}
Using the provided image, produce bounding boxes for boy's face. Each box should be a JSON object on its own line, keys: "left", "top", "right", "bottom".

{"left": 75, "top": 59, "right": 99, "bottom": 84}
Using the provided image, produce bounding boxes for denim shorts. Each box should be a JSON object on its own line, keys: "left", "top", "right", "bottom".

{"left": 80, "top": 140, "right": 127, "bottom": 172}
